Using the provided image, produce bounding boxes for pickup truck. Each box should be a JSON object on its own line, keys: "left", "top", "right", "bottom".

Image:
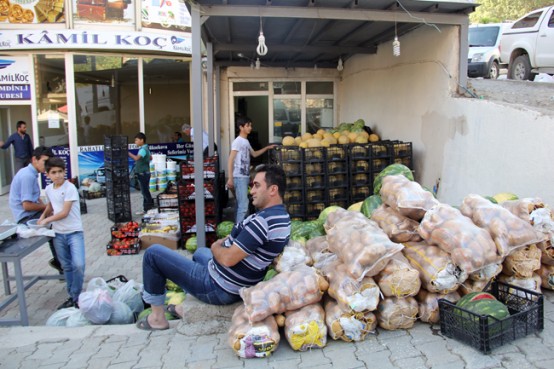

{"left": 500, "top": 6, "right": 554, "bottom": 81}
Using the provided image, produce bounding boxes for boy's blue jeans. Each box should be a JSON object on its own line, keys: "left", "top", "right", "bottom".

{"left": 53, "top": 231, "right": 85, "bottom": 302}
{"left": 234, "top": 176, "right": 250, "bottom": 223}
{"left": 142, "top": 245, "right": 240, "bottom": 306}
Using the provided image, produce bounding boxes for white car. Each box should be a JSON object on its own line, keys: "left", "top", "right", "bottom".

{"left": 467, "top": 23, "right": 512, "bottom": 79}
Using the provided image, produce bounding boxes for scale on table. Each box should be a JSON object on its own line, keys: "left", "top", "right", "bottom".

{"left": 0, "top": 225, "right": 17, "bottom": 242}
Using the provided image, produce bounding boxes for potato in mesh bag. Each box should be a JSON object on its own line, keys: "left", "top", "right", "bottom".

{"left": 275, "top": 239, "right": 311, "bottom": 272}
{"left": 498, "top": 273, "right": 542, "bottom": 295}
{"left": 502, "top": 243, "right": 541, "bottom": 278}
{"left": 304, "top": 236, "right": 332, "bottom": 267}
{"left": 371, "top": 204, "right": 422, "bottom": 243}
{"left": 403, "top": 242, "right": 466, "bottom": 294}
{"left": 326, "top": 210, "right": 404, "bottom": 280}
{"left": 284, "top": 303, "right": 327, "bottom": 351}
{"left": 374, "top": 253, "right": 421, "bottom": 298}
{"left": 501, "top": 197, "right": 545, "bottom": 221}
{"left": 228, "top": 305, "right": 280, "bottom": 358}
{"left": 324, "top": 298, "right": 376, "bottom": 342}
{"left": 458, "top": 279, "right": 491, "bottom": 296}
{"left": 320, "top": 259, "right": 380, "bottom": 312}
{"left": 416, "top": 289, "right": 460, "bottom": 324}
{"left": 240, "top": 265, "right": 328, "bottom": 323}
{"left": 460, "top": 194, "right": 544, "bottom": 257}
{"left": 418, "top": 203, "right": 500, "bottom": 274}
{"left": 468, "top": 262, "right": 503, "bottom": 281}
{"left": 379, "top": 175, "right": 439, "bottom": 221}
{"left": 537, "top": 264, "right": 554, "bottom": 290}
{"left": 324, "top": 207, "right": 368, "bottom": 231}
{"left": 375, "top": 296, "right": 418, "bottom": 330}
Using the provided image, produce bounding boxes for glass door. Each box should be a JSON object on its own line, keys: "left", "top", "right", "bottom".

{"left": 0, "top": 108, "right": 14, "bottom": 195}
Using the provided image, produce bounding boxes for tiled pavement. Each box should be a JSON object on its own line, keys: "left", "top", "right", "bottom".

{"left": 0, "top": 190, "right": 553, "bottom": 369}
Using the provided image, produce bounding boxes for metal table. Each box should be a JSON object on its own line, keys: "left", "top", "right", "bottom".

{"left": 0, "top": 235, "right": 61, "bottom": 326}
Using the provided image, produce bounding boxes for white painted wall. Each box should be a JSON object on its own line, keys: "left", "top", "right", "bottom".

{"left": 339, "top": 25, "right": 554, "bottom": 206}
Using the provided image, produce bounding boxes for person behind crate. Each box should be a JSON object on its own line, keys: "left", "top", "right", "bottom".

{"left": 136, "top": 164, "right": 291, "bottom": 331}
{"left": 38, "top": 157, "right": 85, "bottom": 310}
{"left": 226, "top": 117, "right": 276, "bottom": 223}
{"left": 8, "top": 145, "right": 63, "bottom": 274}
{"left": 128, "top": 132, "right": 154, "bottom": 215}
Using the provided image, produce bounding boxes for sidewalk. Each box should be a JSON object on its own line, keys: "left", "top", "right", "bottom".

{"left": 0, "top": 190, "right": 553, "bottom": 369}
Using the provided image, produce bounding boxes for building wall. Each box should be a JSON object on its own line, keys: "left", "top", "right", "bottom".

{"left": 339, "top": 25, "right": 554, "bottom": 206}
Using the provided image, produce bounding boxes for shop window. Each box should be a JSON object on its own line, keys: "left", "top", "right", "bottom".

{"left": 307, "top": 98, "right": 334, "bottom": 133}
{"left": 273, "top": 82, "right": 301, "bottom": 95}
{"left": 73, "top": 55, "right": 139, "bottom": 145}
{"left": 234, "top": 82, "right": 268, "bottom": 92}
{"left": 273, "top": 98, "right": 301, "bottom": 141}
{"left": 34, "top": 55, "right": 69, "bottom": 148}
{"left": 306, "top": 82, "right": 333, "bottom": 94}
{"left": 143, "top": 58, "right": 190, "bottom": 144}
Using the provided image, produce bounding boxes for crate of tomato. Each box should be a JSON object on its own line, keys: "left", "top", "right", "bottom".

{"left": 106, "top": 237, "right": 140, "bottom": 256}
{"left": 111, "top": 221, "right": 141, "bottom": 238}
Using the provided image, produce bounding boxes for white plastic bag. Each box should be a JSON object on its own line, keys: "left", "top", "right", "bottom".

{"left": 66, "top": 310, "right": 91, "bottom": 327}
{"left": 113, "top": 280, "right": 144, "bottom": 314}
{"left": 108, "top": 301, "right": 134, "bottom": 324}
{"left": 79, "top": 288, "right": 114, "bottom": 324}
{"left": 46, "top": 307, "right": 81, "bottom": 326}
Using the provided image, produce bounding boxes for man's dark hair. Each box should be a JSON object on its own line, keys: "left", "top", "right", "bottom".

{"left": 255, "top": 164, "right": 286, "bottom": 199}
{"left": 32, "top": 146, "right": 54, "bottom": 160}
{"left": 135, "top": 132, "right": 147, "bottom": 142}
{"left": 45, "top": 157, "right": 66, "bottom": 173}
{"left": 175, "top": 132, "right": 182, "bottom": 138}
{"left": 236, "top": 116, "right": 251, "bottom": 129}
{"left": 16, "top": 120, "right": 26, "bottom": 129}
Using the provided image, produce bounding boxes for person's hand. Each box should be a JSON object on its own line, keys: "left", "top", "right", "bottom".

{"left": 226, "top": 178, "right": 234, "bottom": 190}
{"left": 267, "top": 144, "right": 277, "bottom": 150}
{"left": 37, "top": 218, "right": 47, "bottom": 226}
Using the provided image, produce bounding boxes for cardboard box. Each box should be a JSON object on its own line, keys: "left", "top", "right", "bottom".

{"left": 140, "top": 234, "right": 179, "bottom": 250}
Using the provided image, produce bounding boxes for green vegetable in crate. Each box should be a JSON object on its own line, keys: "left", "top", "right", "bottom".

{"left": 456, "top": 292, "right": 510, "bottom": 323}
{"left": 185, "top": 236, "right": 198, "bottom": 252}
{"left": 216, "top": 221, "right": 234, "bottom": 239}
{"left": 166, "top": 279, "right": 183, "bottom": 292}
{"left": 492, "top": 192, "right": 519, "bottom": 203}
{"left": 165, "top": 291, "right": 186, "bottom": 305}
{"left": 373, "top": 163, "right": 414, "bottom": 195}
{"left": 361, "top": 195, "right": 382, "bottom": 218}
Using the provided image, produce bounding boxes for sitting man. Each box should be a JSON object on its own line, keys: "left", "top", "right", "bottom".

{"left": 137, "top": 164, "right": 291, "bottom": 330}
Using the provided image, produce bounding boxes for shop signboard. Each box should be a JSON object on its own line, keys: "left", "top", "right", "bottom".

{"left": 0, "top": 56, "right": 31, "bottom": 102}
{"left": 0, "top": 0, "right": 65, "bottom": 24}
{"left": 141, "top": 0, "right": 191, "bottom": 32}
{"left": 72, "top": 0, "right": 134, "bottom": 26}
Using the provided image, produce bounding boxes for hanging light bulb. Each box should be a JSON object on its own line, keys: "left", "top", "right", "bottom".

{"left": 337, "top": 57, "right": 344, "bottom": 71}
{"left": 256, "top": 18, "right": 268, "bottom": 56}
{"left": 255, "top": 58, "right": 261, "bottom": 70}
{"left": 110, "top": 74, "right": 115, "bottom": 87}
{"left": 393, "top": 36, "right": 401, "bottom": 57}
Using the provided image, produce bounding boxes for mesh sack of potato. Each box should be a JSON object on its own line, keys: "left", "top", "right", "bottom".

{"left": 374, "top": 253, "right": 421, "bottom": 298}
{"left": 323, "top": 207, "right": 368, "bottom": 232}
{"left": 416, "top": 289, "right": 460, "bottom": 324}
{"left": 501, "top": 197, "right": 545, "bottom": 221}
{"left": 403, "top": 242, "right": 466, "bottom": 294}
{"left": 275, "top": 240, "right": 311, "bottom": 272}
{"left": 418, "top": 203, "right": 500, "bottom": 274}
{"left": 304, "top": 236, "right": 332, "bottom": 267}
{"left": 324, "top": 298, "right": 376, "bottom": 342}
{"left": 325, "top": 209, "right": 404, "bottom": 280}
{"left": 240, "top": 265, "right": 328, "bottom": 323}
{"left": 379, "top": 175, "right": 440, "bottom": 221}
{"left": 529, "top": 208, "right": 554, "bottom": 265}
{"left": 502, "top": 244, "right": 542, "bottom": 278}
{"left": 538, "top": 264, "right": 554, "bottom": 290}
{"left": 320, "top": 259, "right": 380, "bottom": 312}
{"left": 228, "top": 304, "right": 280, "bottom": 358}
{"left": 498, "top": 273, "right": 542, "bottom": 295}
{"left": 468, "top": 262, "right": 503, "bottom": 281}
{"left": 458, "top": 279, "right": 491, "bottom": 296}
{"left": 460, "top": 194, "right": 544, "bottom": 258}
{"left": 284, "top": 303, "right": 327, "bottom": 351}
{"left": 370, "top": 204, "right": 422, "bottom": 243}
{"left": 375, "top": 296, "right": 418, "bottom": 330}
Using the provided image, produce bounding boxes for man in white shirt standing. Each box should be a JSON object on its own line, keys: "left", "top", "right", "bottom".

{"left": 182, "top": 123, "right": 210, "bottom": 156}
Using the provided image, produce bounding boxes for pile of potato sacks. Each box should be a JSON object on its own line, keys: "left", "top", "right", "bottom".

{"left": 227, "top": 174, "right": 554, "bottom": 358}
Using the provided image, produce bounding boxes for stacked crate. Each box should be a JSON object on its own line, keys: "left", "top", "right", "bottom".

{"left": 105, "top": 136, "right": 131, "bottom": 223}
{"left": 326, "top": 145, "right": 349, "bottom": 209}
{"left": 303, "top": 147, "right": 327, "bottom": 220}
{"left": 178, "top": 156, "right": 219, "bottom": 247}
{"left": 274, "top": 146, "right": 305, "bottom": 220}
{"left": 348, "top": 142, "right": 392, "bottom": 202}
{"left": 390, "top": 141, "right": 413, "bottom": 169}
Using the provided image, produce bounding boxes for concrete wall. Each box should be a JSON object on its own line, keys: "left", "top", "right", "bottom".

{"left": 339, "top": 25, "right": 554, "bottom": 206}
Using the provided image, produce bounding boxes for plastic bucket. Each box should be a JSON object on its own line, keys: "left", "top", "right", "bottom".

{"left": 166, "top": 160, "right": 177, "bottom": 171}
{"left": 154, "top": 162, "right": 166, "bottom": 172}
{"left": 149, "top": 184, "right": 157, "bottom": 191}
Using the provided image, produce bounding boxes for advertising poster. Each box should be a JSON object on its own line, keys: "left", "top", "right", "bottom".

{"left": 0, "top": 56, "right": 32, "bottom": 102}
{"left": 40, "top": 145, "right": 72, "bottom": 188}
{"left": 0, "top": 0, "right": 65, "bottom": 24}
{"left": 73, "top": 0, "right": 134, "bottom": 26}
{"left": 141, "top": 0, "right": 190, "bottom": 32}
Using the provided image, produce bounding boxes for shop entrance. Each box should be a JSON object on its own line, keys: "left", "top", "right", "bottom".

{"left": 233, "top": 95, "right": 271, "bottom": 167}
{"left": 0, "top": 108, "right": 14, "bottom": 194}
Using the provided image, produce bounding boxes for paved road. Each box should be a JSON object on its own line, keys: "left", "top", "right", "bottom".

{"left": 0, "top": 190, "right": 553, "bottom": 369}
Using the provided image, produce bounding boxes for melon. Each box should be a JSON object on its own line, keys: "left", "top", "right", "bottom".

{"left": 316, "top": 128, "right": 327, "bottom": 136}
{"left": 348, "top": 201, "right": 363, "bottom": 212}
{"left": 282, "top": 136, "right": 297, "bottom": 146}
{"left": 299, "top": 142, "right": 308, "bottom": 148}
{"left": 369, "top": 133, "right": 380, "bottom": 142}
{"left": 332, "top": 132, "right": 341, "bottom": 139}
{"left": 307, "top": 138, "right": 322, "bottom": 148}
{"left": 492, "top": 192, "right": 519, "bottom": 203}
{"left": 301, "top": 132, "right": 313, "bottom": 141}
{"left": 337, "top": 135, "right": 350, "bottom": 144}
{"left": 361, "top": 195, "right": 382, "bottom": 218}
{"left": 294, "top": 136, "right": 303, "bottom": 145}
{"left": 355, "top": 135, "right": 369, "bottom": 144}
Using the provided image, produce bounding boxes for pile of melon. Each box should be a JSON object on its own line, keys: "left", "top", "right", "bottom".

{"left": 281, "top": 119, "right": 380, "bottom": 148}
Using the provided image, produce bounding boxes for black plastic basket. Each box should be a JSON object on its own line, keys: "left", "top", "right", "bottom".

{"left": 438, "top": 281, "right": 544, "bottom": 354}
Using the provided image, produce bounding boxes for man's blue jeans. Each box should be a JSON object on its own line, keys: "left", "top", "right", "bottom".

{"left": 53, "top": 231, "right": 85, "bottom": 302}
{"left": 142, "top": 245, "right": 240, "bottom": 306}
{"left": 137, "top": 172, "right": 154, "bottom": 212}
{"left": 234, "top": 176, "right": 250, "bottom": 223}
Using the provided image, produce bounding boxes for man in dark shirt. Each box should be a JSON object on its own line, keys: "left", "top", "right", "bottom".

{"left": 0, "top": 121, "right": 34, "bottom": 173}
{"left": 136, "top": 164, "right": 291, "bottom": 331}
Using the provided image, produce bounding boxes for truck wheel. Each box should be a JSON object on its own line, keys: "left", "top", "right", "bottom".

{"left": 509, "top": 55, "right": 535, "bottom": 81}
{"left": 487, "top": 61, "right": 499, "bottom": 79}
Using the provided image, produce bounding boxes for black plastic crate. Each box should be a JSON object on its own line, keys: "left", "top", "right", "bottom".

{"left": 82, "top": 187, "right": 106, "bottom": 199}
{"left": 104, "top": 135, "right": 128, "bottom": 150}
{"left": 391, "top": 141, "right": 413, "bottom": 158}
{"left": 304, "top": 175, "right": 326, "bottom": 189}
{"left": 274, "top": 146, "right": 302, "bottom": 162}
{"left": 305, "top": 189, "right": 326, "bottom": 203}
{"left": 286, "top": 176, "right": 303, "bottom": 190}
{"left": 286, "top": 202, "right": 305, "bottom": 219}
{"left": 284, "top": 190, "right": 304, "bottom": 203}
{"left": 328, "top": 199, "right": 349, "bottom": 209}
{"left": 105, "top": 167, "right": 130, "bottom": 181}
{"left": 350, "top": 186, "right": 371, "bottom": 203}
{"left": 371, "top": 157, "right": 392, "bottom": 172}
{"left": 280, "top": 161, "right": 302, "bottom": 176}
{"left": 327, "top": 161, "right": 348, "bottom": 174}
{"left": 438, "top": 281, "right": 544, "bottom": 354}
{"left": 327, "top": 173, "right": 348, "bottom": 187}
{"left": 350, "top": 159, "right": 371, "bottom": 174}
{"left": 350, "top": 172, "right": 371, "bottom": 186}
{"left": 392, "top": 156, "right": 413, "bottom": 168}
{"left": 80, "top": 195, "right": 87, "bottom": 214}
{"left": 326, "top": 145, "right": 348, "bottom": 161}
{"left": 305, "top": 202, "right": 326, "bottom": 220}
{"left": 303, "top": 147, "right": 326, "bottom": 162}
{"left": 303, "top": 161, "right": 326, "bottom": 177}
{"left": 328, "top": 187, "right": 348, "bottom": 201}
{"left": 107, "top": 207, "right": 132, "bottom": 223}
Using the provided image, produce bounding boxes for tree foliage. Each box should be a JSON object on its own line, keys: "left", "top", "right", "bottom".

{"left": 469, "top": 0, "right": 554, "bottom": 24}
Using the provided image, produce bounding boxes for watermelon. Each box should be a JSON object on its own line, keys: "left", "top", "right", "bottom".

{"left": 292, "top": 220, "right": 323, "bottom": 239}
{"left": 492, "top": 192, "right": 518, "bottom": 203}
{"left": 360, "top": 195, "right": 382, "bottom": 218}
{"left": 185, "top": 236, "right": 197, "bottom": 252}
{"left": 216, "top": 221, "right": 234, "bottom": 239}
{"left": 484, "top": 196, "right": 498, "bottom": 204}
{"left": 462, "top": 299, "right": 510, "bottom": 322}
{"left": 373, "top": 164, "right": 414, "bottom": 195}
{"left": 456, "top": 292, "right": 496, "bottom": 310}
{"left": 318, "top": 206, "right": 343, "bottom": 224}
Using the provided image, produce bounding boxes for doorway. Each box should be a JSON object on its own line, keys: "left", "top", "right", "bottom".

{"left": 234, "top": 95, "right": 270, "bottom": 167}
{"left": 0, "top": 108, "right": 14, "bottom": 195}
